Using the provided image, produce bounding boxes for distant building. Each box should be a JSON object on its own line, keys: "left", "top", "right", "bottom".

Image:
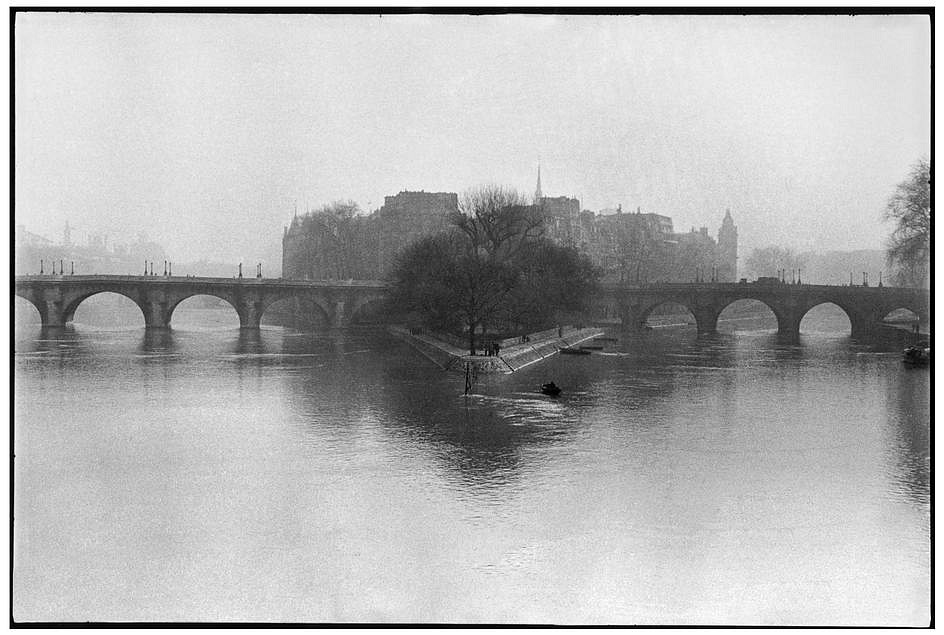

{"left": 531, "top": 167, "right": 735, "bottom": 284}
{"left": 375, "top": 191, "right": 458, "bottom": 275}
{"left": 538, "top": 196, "right": 583, "bottom": 247}
{"left": 282, "top": 190, "right": 458, "bottom": 280}
{"left": 280, "top": 171, "right": 739, "bottom": 288}
{"left": 717, "top": 209, "right": 738, "bottom": 281}
{"left": 15, "top": 224, "right": 53, "bottom": 249}
{"left": 591, "top": 207, "right": 676, "bottom": 281}
{"left": 14, "top": 222, "right": 167, "bottom": 275}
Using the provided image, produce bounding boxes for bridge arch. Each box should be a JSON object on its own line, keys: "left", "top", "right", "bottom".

{"left": 14, "top": 295, "right": 44, "bottom": 326}
{"left": 63, "top": 290, "right": 148, "bottom": 328}
{"left": 718, "top": 298, "right": 781, "bottom": 333}
{"left": 790, "top": 297, "right": 872, "bottom": 338}
{"left": 257, "top": 293, "right": 334, "bottom": 329}
{"left": 165, "top": 293, "right": 241, "bottom": 329}
{"left": 881, "top": 306, "right": 922, "bottom": 322}
{"left": 636, "top": 298, "right": 698, "bottom": 330}
{"left": 797, "top": 301, "right": 854, "bottom": 336}
{"left": 14, "top": 292, "right": 47, "bottom": 326}
{"left": 716, "top": 296, "right": 788, "bottom": 335}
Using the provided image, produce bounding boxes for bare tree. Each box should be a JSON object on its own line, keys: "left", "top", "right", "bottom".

{"left": 388, "top": 231, "right": 520, "bottom": 354}
{"left": 451, "top": 185, "right": 544, "bottom": 259}
{"left": 301, "top": 200, "right": 363, "bottom": 279}
{"left": 389, "top": 185, "right": 596, "bottom": 354}
{"left": 885, "top": 158, "right": 930, "bottom": 287}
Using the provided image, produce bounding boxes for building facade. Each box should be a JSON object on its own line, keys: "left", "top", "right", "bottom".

{"left": 281, "top": 175, "right": 738, "bottom": 286}
{"left": 282, "top": 191, "right": 458, "bottom": 281}
{"left": 717, "top": 209, "right": 738, "bottom": 282}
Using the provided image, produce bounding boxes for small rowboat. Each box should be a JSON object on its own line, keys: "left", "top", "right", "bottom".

{"left": 541, "top": 382, "right": 562, "bottom": 396}
{"left": 560, "top": 348, "right": 591, "bottom": 355}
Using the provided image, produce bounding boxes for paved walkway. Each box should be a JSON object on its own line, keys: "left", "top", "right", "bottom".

{"left": 389, "top": 326, "right": 607, "bottom": 373}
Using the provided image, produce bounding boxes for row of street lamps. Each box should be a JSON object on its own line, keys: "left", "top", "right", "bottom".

{"left": 38, "top": 259, "right": 73, "bottom": 275}
{"left": 36, "top": 259, "right": 265, "bottom": 279}
{"left": 850, "top": 271, "right": 883, "bottom": 287}
{"left": 31, "top": 261, "right": 885, "bottom": 287}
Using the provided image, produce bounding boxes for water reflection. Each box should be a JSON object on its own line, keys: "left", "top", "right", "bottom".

{"left": 233, "top": 329, "right": 266, "bottom": 355}
{"left": 13, "top": 315, "right": 931, "bottom": 624}
{"left": 263, "top": 329, "right": 581, "bottom": 488}
{"left": 886, "top": 364, "right": 931, "bottom": 507}
{"left": 139, "top": 328, "right": 178, "bottom": 354}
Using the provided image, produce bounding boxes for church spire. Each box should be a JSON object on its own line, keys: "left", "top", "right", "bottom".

{"left": 535, "top": 163, "right": 543, "bottom": 200}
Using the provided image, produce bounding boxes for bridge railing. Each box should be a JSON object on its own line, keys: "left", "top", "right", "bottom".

{"left": 14, "top": 274, "right": 389, "bottom": 288}
{"left": 15, "top": 274, "right": 926, "bottom": 294}
{"left": 599, "top": 281, "right": 925, "bottom": 292}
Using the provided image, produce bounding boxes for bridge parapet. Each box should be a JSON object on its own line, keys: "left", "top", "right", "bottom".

{"left": 15, "top": 275, "right": 388, "bottom": 288}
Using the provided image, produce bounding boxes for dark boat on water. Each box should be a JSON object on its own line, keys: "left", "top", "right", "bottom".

{"left": 560, "top": 347, "right": 591, "bottom": 355}
{"left": 903, "top": 345, "right": 930, "bottom": 366}
{"left": 579, "top": 345, "right": 604, "bottom": 350}
{"left": 541, "top": 382, "right": 562, "bottom": 396}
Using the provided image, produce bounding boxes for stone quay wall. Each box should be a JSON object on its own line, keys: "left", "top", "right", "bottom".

{"left": 389, "top": 325, "right": 605, "bottom": 374}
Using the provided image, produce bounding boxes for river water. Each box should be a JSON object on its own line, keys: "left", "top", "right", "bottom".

{"left": 13, "top": 305, "right": 930, "bottom": 625}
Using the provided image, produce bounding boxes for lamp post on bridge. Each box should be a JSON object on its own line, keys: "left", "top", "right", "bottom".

{"left": 40, "top": 260, "right": 44, "bottom": 275}
{"left": 238, "top": 263, "right": 243, "bottom": 279}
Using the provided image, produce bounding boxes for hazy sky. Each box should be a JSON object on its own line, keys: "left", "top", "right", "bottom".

{"left": 15, "top": 12, "right": 930, "bottom": 265}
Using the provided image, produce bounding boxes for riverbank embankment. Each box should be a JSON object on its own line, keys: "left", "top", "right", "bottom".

{"left": 388, "top": 325, "right": 605, "bottom": 374}
{"left": 878, "top": 321, "right": 931, "bottom": 342}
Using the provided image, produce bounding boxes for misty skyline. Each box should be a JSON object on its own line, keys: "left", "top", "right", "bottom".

{"left": 15, "top": 12, "right": 930, "bottom": 266}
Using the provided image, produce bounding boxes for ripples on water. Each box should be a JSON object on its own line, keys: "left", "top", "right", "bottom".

{"left": 12, "top": 307, "right": 930, "bottom": 625}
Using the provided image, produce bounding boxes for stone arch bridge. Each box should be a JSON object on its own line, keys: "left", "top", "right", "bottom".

{"left": 596, "top": 281, "right": 930, "bottom": 339}
{"left": 14, "top": 275, "right": 389, "bottom": 329}
{"left": 15, "top": 276, "right": 930, "bottom": 339}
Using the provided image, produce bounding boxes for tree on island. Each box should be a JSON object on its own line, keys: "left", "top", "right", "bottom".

{"left": 299, "top": 200, "right": 365, "bottom": 280}
{"left": 885, "top": 158, "right": 930, "bottom": 288}
{"left": 387, "top": 185, "right": 599, "bottom": 355}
